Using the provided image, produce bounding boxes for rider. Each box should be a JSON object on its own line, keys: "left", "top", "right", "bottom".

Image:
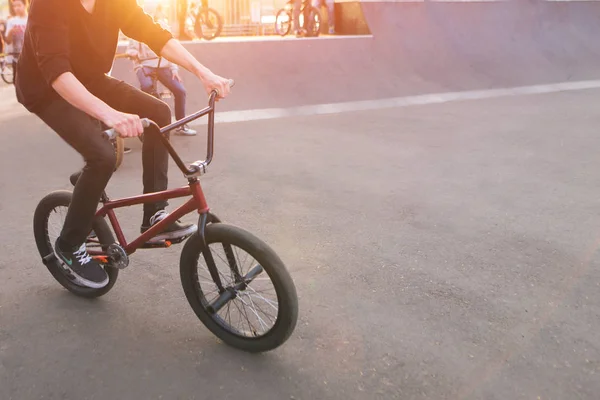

{"left": 14, "top": 0, "right": 231, "bottom": 289}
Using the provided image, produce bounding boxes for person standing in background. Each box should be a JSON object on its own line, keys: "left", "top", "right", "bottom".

{"left": 177, "top": 0, "right": 191, "bottom": 40}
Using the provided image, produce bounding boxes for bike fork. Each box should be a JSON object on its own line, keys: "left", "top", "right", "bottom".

{"left": 197, "top": 211, "right": 243, "bottom": 293}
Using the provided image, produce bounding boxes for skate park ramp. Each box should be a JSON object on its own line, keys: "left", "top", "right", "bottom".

{"left": 111, "top": 0, "right": 600, "bottom": 115}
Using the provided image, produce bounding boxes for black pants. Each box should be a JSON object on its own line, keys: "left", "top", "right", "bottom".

{"left": 36, "top": 74, "right": 172, "bottom": 247}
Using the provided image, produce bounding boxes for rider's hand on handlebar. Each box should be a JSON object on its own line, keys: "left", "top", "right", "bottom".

{"left": 101, "top": 110, "right": 144, "bottom": 138}
{"left": 200, "top": 71, "right": 231, "bottom": 100}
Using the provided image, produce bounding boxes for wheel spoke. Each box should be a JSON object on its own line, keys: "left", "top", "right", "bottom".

{"left": 245, "top": 286, "right": 279, "bottom": 311}
{"left": 238, "top": 294, "right": 268, "bottom": 333}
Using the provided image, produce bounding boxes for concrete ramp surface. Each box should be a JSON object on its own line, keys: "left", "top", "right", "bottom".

{"left": 109, "top": 1, "right": 600, "bottom": 114}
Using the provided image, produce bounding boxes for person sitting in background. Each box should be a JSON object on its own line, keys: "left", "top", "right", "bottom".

{"left": 126, "top": 7, "right": 196, "bottom": 136}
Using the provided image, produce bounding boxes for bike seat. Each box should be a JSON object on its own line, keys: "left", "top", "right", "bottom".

{"left": 70, "top": 171, "right": 82, "bottom": 186}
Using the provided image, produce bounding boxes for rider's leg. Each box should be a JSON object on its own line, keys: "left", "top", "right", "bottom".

{"left": 35, "top": 96, "right": 113, "bottom": 288}
{"left": 88, "top": 75, "right": 196, "bottom": 239}
{"left": 88, "top": 75, "right": 170, "bottom": 213}
{"left": 37, "top": 99, "right": 116, "bottom": 247}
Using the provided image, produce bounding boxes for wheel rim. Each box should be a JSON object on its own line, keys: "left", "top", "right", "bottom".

{"left": 196, "top": 10, "right": 220, "bottom": 39}
{"left": 276, "top": 11, "right": 291, "bottom": 35}
{"left": 195, "top": 243, "right": 280, "bottom": 339}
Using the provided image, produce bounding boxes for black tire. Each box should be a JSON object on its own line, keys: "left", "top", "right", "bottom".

{"left": 194, "top": 8, "right": 223, "bottom": 41}
{"left": 275, "top": 9, "right": 292, "bottom": 36}
{"left": 33, "top": 190, "right": 119, "bottom": 298}
{"left": 1, "top": 60, "right": 13, "bottom": 84}
{"left": 305, "top": 6, "right": 321, "bottom": 37}
{"left": 180, "top": 223, "right": 298, "bottom": 353}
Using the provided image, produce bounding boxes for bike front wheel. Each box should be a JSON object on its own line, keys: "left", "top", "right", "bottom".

{"left": 180, "top": 223, "right": 298, "bottom": 353}
{"left": 274, "top": 9, "right": 292, "bottom": 36}
{"left": 304, "top": 6, "right": 321, "bottom": 37}
{"left": 194, "top": 8, "right": 223, "bottom": 40}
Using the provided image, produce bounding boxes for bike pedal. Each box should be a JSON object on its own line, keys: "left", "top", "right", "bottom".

{"left": 167, "top": 235, "right": 191, "bottom": 244}
{"left": 140, "top": 239, "right": 172, "bottom": 249}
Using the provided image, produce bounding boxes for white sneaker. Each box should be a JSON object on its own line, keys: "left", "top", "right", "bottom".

{"left": 174, "top": 125, "right": 197, "bottom": 136}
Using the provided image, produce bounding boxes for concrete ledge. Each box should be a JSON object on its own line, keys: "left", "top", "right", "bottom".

{"left": 110, "top": 1, "right": 600, "bottom": 118}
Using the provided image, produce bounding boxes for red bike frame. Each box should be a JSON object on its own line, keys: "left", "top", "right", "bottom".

{"left": 89, "top": 90, "right": 221, "bottom": 256}
{"left": 95, "top": 183, "right": 207, "bottom": 255}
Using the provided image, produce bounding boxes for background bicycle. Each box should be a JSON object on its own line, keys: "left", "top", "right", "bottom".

{"left": 185, "top": 0, "right": 224, "bottom": 41}
{"left": 275, "top": 0, "right": 321, "bottom": 37}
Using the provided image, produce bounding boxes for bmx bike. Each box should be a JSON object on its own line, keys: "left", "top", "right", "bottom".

{"left": 33, "top": 85, "right": 299, "bottom": 353}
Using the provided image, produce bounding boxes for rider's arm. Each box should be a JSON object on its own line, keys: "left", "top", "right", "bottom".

{"left": 119, "top": 0, "right": 230, "bottom": 97}
{"left": 159, "top": 39, "right": 230, "bottom": 97}
{"left": 119, "top": 0, "right": 173, "bottom": 58}
{"left": 50, "top": 73, "right": 143, "bottom": 137}
{"left": 51, "top": 73, "right": 114, "bottom": 121}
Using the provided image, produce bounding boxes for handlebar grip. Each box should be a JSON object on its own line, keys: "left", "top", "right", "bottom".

{"left": 103, "top": 118, "right": 151, "bottom": 140}
{"left": 209, "top": 79, "right": 235, "bottom": 101}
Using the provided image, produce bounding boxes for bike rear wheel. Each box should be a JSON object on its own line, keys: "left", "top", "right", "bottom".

{"left": 194, "top": 8, "right": 223, "bottom": 41}
{"left": 33, "top": 190, "right": 119, "bottom": 298}
{"left": 305, "top": 6, "right": 321, "bottom": 37}
{"left": 180, "top": 223, "right": 298, "bottom": 353}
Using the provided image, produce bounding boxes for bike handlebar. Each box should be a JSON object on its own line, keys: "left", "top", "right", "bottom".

{"left": 103, "top": 79, "right": 235, "bottom": 179}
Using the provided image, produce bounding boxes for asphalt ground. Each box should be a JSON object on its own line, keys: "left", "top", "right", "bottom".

{"left": 1, "top": 87, "right": 599, "bottom": 399}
